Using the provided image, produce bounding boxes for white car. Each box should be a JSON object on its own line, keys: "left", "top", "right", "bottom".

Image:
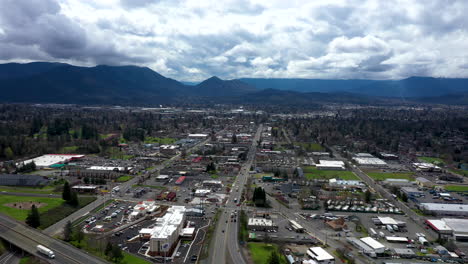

{"left": 175, "top": 252, "right": 181, "bottom": 257}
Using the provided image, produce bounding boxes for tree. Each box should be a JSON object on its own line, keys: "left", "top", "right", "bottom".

{"left": 63, "top": 221, "right": 73, "bottom": 241}
{"left": 25, "top": 205, "right": 40, "bottom": 228}
{"left": 231, "top": 133, "right": 237, "bottom": 144}
{"left": 104, "top": 241, "right": 113, "bottom": 257}
{"left": 111, "top": 244, "right": 124, "bottom": 262}
{"left": 62, "top": 181, "right": 71, "bottom": 201}
{"left": 69, "top": 191, "right": 79, "bottom": 207}
{"left": 74, "top": 227, "right": 84, "bottom": 244}
{"left": 364, "top": 189, "right": 372, "bottom": 203}
{"left": 4, "top": 147, "right": 14, "bottom": 160}
{"left": 268, "top": 250, "right": 280, "bottom": 264}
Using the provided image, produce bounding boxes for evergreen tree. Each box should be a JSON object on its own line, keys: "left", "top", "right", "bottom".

{"left": 231, "top": 133, "right": 237, "bottom": 144}
{"left": 69, "top": 191, "right": 79, "bottom": 207}
{"left": 111, "top": 245, "right": 124, "bottom": 262}
{"left": 268, "top": 251, "right": 280, "bottom": 264}
{"left": 104, "top": 241, "right": 113, "bottom": 257}
{"left": 62, "top": 181, "right": 71, "bottom": 201}
{"left": 74, "top": 226, "right": 84, "bottom": 244}
{"left": 25, "top": 205, "right": 40, "bottom": 228}
{"left": 63, "top": 221, "right": 73, "bottom": 241}
{"left": 364, "top": 189, "right": 372, "bottom": 203}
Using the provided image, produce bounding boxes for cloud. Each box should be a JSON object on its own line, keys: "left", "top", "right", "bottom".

{"left": 1, "top": 0, "right": 468, "bottom": 80}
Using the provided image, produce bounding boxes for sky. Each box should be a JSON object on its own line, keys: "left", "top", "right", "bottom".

{"left": 0, "top": 0, "right": 467, "bottom": 81}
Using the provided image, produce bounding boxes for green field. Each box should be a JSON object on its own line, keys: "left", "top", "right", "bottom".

{"left": 295, "top": 142, "right": 325, "bottom": 151}
{"left": 303, "top": 167, "right": 358, "bottom": 180}
{"left": 449, "top": 168, "right": 468, "bottom": 177}
{"left": 39, "top": 196, "right": 96, "bottom": 229}
{"left": 444, "top": 185, "right": 468, "bottom": 192}
{"left": 122, "top": 252, "right": 151, "bottom": 264}
{"left": 419, "top": 157, "right": 445, "bottom": 165}
{"left": 0, "top": 195, "right": 64, "bottom": 221}
{"left": 61, "top": 145, "right": 79, "bottom": 153}
{"left": 0, "top": 185, "right": 59, "bottom": 194}
{"left": 144, "top": 137, "right": 177, "bottom": 145}
{"left": 116, "top": 175, "right": 132, "bottom": 182}
{"left": 247, "top": 243, "right": 287, "bottom": 264}
{"left": 367, "top": 172, "right": 415, "bottom": 181}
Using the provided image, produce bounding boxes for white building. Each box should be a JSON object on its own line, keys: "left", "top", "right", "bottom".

{"left": 420, "top": 203, "right": 468, "bottom": 216}
{"left": 247, "top": 218, "right": 278, "bottom": 231}
{"left": 202, "top": 180, "right": 223, "bottom": 188}
{"left": 307, "top": 247, "right": 335, "bottom": 264}
{"left": 18, "top": 154, "right": 84, "bottom": 168}
{"left": 139, "top": 206, "right": 186, "bottom": 256}
{"left": 360, "top": 237, "right": 385, "bottom": 254}
{"left": 194, "top": 189, "right": 211, "bottom": 197}
{"left": 316, "top": 160, "right": 345, "bottom": 170}
{"left": 413, "top": 163, "right": 442, "bottom": 172}
{"left": 353, "top": 156, "right": 387, "bottom": 167}
{"left": 130, "top": 200, "right": 159, "bottom": 221}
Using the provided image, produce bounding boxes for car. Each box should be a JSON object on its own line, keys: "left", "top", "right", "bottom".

{"left": 175, "top": 252, "right": 181, "bottom": 257}
{"left": 222, "top": 230, "right": 225, "bottom": 233}
{"left": 190, "top": 255, "right": 198, "bottom": 261}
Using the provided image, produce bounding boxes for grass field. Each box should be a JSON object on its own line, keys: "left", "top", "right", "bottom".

{"left": 366, "top": 172, "right": 415, "bottom": 181}
{"left": 295, "top": 142, "right": 325, "bottom": 151}
{"left": 61, "top": 145, "right": 79, "bottom": 153}
{"left": 144, "top": 137, "right": 177, "bottom": 145}
{"left": 0, "top": 195, "right": 64, "bottom": 221}
{"left": 248, "top": 243, "right": 287, "bottom": 264}
{"left": 116, "top": 175, "right": 132, "bottom": 182}
{"left": 449, "top": 168, "right": 468, "bottom": 177}
{"left": 303, "top": 167, "right": 358, "bottom": 180}
{"left": 444, "top": 185, "right": 468, "bottom": 192}
{"left": 39, "top": 196, "right": 96, "bottom": 229}
{"left": 122, "top": 252, "right": 151, "bottom": 264}
{"left": 0, "top": 185, "right": 59, "bottom": 194}
{"left": 419, "top": 157, "right": 445, "bottom": 165}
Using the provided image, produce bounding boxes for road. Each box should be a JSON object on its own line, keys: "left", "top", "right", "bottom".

{"left": 0, "top": 251, "right": 20, "bottom": 264}
{"left": 0, "top": 214, "right": 108, "bottom": 264}
{"left": 209, "top": 124, "right": 263, "bottom": 264}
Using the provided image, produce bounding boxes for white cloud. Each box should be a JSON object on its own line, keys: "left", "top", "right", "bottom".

{"left": 0, "top": 0, "right": 467, "bottom": 80}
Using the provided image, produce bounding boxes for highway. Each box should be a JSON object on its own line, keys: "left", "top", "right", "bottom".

{"left": 0, "top": 214, "right": 108, "bottom": 264}
{"left": 210, "top": 124, "right": 263, "bottom": 264}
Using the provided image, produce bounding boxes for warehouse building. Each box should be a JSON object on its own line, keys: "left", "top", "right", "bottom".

{"left": 360, "top": 237, "right": 385, "bottom": 254}
{"left": 316, "top": 160, "right": 345, "bottom": 170}
{"left": 17, "top": 154, "right": 84, "bottom": 168}
{"left": 247, "top": 218, "right": 278, "bottom": 231}
{"left": 419, "top": 203, "right": 468, "bottom": 216}
{"left": 353, "top": 156, "right": 387, "bottom": 167}
{"left": 0, "top": 174, "right": 49, "bottom": 186}
{"left": 426, "top": 218, "right": 468, "bottom": 241}
{"left": 306, "top": 247, "right": 335, "bottom": 264}
{"left": 202, "top": 180, "right": 223, "bottom": 188}
{"left": 400, "top": 187, "right": 424, "bottom": 198}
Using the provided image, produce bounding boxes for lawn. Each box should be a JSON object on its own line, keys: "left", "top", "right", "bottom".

{"left": 122, "top": 252, "right": 151, "bottom": 264}
{"left": 144, "top": 137, "right": 177, "bottom": 145}
{"left": 367, "top": 172, "right": 415, "bottom": 181}
{"left": 444, "top": 185, "right": 468, "bottom": 192}
{"left": 419, "top": 157, "right": 445, "bottom": 165}
{"left": 295, "top": 142, "right": 325, "bottom": 151}
{"left": 39, "top": 196, "right": 96, "bottom": 229}
{"left": 0, "top": 195, "right": 64, "bottom": 221}
{"left": 248, "top": 243, "right": 287, "bottom": 264}
{"left": 116, "top": 175, "right": 132, "bottom": 182}
{"left": 303, "top": 167, "right": 358, "bottom": 180}
{"left": 449, "top": 168, "right": 468, "bottom": 177}
{"left": 0, "top": 185, "right": 59, "bottom": 194}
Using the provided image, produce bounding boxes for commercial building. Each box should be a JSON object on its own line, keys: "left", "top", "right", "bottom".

{"left": 188, "top": 133, "right": 208, "bottom": 138}
{"left": 0, "top": 174, "right": 49, "bottom": 186}
{"left": 160, "top": 145, "right": 178, "bottom": 156}
{"left": 415, "top": 177, "right": 435, "bottom": 188}
{"left": 316, "top": 160, "right": 345, "bottom": 170}
{"left": 346, "top": 237, "right": 376, "bottom": 257}
{"left": 202, "top": 180, "right": 223, "bottom": 188}
{"left": 130, "top": 200, "right": 159, "bottom": 221}
{"left": 419, "top": 203, "right": 468, "bottom": 216}
{"left": 69, "top": 166, "right": 131, "bottom": 179}
{"left": 71, "top": 185, "right": 98, "bottom": 194}
{"left": 247, "top": 218, "right": 278, "bottom": 231}
{"left": 194, "top": 189, "right": 211, "bottom": 197}
{"left": 353, "top": 156, "right": 387, "bottom": 167}
{"left": 413, "top": 163, "right": 442, "bottom": 172}
{"left": 426, "top": 218, "right": 468, "bottom": 241}
{"left": 306, "top": 247, "right": 335, "bottom": 264}
{"left": 139, "top": 206, "right": 186, "bottom": 256}
{"left": 18, "top": 154, "right": 84, "bottom": 168}
{"left": 360, "top": 237, "right": 385, "bottom": 254}
{"left": 400, "top": 187, "right": 424, "bottom": 197}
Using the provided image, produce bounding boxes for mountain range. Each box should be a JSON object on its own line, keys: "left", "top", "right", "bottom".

{"left": 0, "top": 62, "right": 467, "bottom": 106}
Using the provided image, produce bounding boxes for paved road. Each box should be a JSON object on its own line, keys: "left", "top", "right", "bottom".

{"left": 0, "top": 214, "right": 108, "bottom": 264}
{"left": 0, "top": 251, "right": 20, "bottom": 264}
{"left": 210, "top": 124, "right": 263, "bottom": 264}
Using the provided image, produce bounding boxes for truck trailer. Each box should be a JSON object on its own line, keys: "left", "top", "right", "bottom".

{"left": 37, "top": 245, "right": 55, "bottom": 259}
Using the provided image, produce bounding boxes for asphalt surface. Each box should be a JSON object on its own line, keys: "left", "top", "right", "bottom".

{"left": 0, "top": 251, "right": 20, "bottom": 264}
{"left": 0, "top": 214, "right": 108, "bottom": 264}
{"left": 209, "top": 124, "right": 263, "bottom": 264}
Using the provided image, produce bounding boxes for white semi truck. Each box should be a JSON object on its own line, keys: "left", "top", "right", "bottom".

{"left": 37, "top": 245, "right": 55, "bottom": 259}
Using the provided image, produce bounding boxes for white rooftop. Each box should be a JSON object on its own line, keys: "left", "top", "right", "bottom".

{"left": 307, "top": 247, "right": 334, "bottom": 261}
{"left": 248, "top": 218, "right": 275, "bottom": 227}
{"left": 441, "top": 218, "right": 468, "bottom": 233}
{"left": 378, "top": 216, "right": 399, "bottom": 225}
{"left": 318, "top": 160, "right": 345, "bottom": 166}
{"left": 427, "top": 219, "right": 452, "bottom": 231}
{"left": 421, "top": 203, "right": 468, "bottom": 212}
{"left": 88, "top": 166, "right": 128, "bottom": 171}
{"left": 19, "top": 154, "right": 84, "bottom": 167}
{"left": 360, "top": 237, "right": 385, "bottom": 250}
{"left": 353, "top": 157, "right": 387, "bottom": 165}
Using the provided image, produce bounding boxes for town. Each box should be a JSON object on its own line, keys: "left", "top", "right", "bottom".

{"left": 0, "top": 104, "right": 467, "bottom": 264}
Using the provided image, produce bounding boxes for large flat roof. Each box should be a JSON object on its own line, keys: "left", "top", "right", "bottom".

{"left": 360, "top": 237, "right": 385, "bottom": 249}
{"left": 308, "top": 247, "right": 334, "bottom": 261}
{"left": 19, "top": 154, "right": 84, "bottom": 167}
{"left": 441, "top": 218, "right": 468, "bottom": 233}
{"left": 377, "top": 216, "right": 399, "bottom": 225}
{"left": 426, "top": 219, "right": 453, "bottom": 232}
{"left": 421, "top": 203, "right": 468, "bottom": 212}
